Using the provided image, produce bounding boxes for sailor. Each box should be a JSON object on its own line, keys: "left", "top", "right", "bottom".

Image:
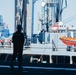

{"left": 10, "top": 24, "right": 24, "bottom": 69}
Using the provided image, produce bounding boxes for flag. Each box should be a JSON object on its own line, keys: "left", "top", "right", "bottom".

{"left": 50, "top": 23, "right": 59, "bottom": 31}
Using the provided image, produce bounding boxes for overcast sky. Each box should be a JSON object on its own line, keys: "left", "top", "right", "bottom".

{"left": 0, "top": 0, "right": 15, "bottom": 33}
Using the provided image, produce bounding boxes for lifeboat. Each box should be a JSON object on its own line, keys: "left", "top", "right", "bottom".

{"left": 60, "top": 36, "right": 76, "bottom": 47}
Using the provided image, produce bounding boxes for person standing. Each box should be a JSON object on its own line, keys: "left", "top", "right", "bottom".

{"left": 10, "top": 25, "right": 24, "bottom": 69}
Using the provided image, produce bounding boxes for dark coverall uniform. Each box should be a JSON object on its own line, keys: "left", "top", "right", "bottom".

{"left": 11, "top": 29, "right": 24, "bottom": 68}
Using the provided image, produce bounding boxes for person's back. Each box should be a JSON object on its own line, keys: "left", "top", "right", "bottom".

{"left": 12, "top": 31, "right": 24, "bottom": 46}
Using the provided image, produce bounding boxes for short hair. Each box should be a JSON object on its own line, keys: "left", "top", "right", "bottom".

{"left": 17, "top": 25, "right": 22, "bottom": 30}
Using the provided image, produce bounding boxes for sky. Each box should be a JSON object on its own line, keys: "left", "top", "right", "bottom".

{"left": 62, "top": 0, "right": 76, "bottom": 27}
{"left": 0, "top": 0, "right": 15, "bottom": 33}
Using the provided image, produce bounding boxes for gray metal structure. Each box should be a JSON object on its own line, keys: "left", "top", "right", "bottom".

{"left": 15, "top": 0, "right": 27, "bottom": 42}
{"left": 32, "top": 0, "right": 67, "bottom": 34}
